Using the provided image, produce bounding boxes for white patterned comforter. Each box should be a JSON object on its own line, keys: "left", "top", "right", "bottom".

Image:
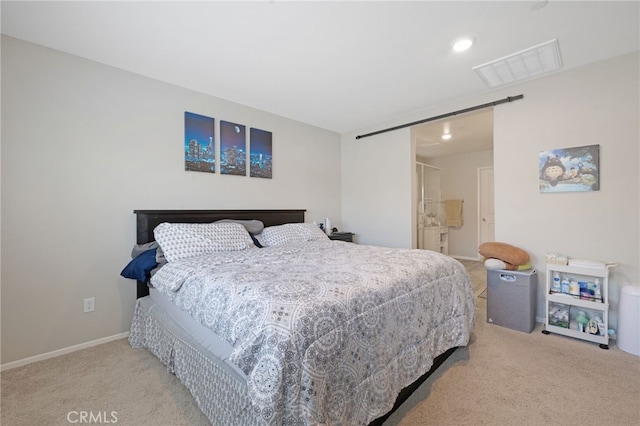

{"left": 150, "top": 240, "right": 475, "bottom": 425}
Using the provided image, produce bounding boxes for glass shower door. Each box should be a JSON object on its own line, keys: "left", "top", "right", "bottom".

{"left": 416, "top": 162, "right": 442, "bottom": 249}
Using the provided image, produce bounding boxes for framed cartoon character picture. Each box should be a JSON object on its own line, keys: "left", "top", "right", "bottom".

{"left": 539, "top": 144, "right": 600, "bottom": 193}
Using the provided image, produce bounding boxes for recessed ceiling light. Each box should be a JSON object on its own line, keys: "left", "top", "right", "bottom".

{"left": 442, "top": 133, "right": 452, "bottom": 141}
{"left": 452, "top": 37, "right": 475, "bottom": 52}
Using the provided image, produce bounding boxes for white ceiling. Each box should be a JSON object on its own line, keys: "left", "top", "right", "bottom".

{"left": 413, "top": 108, "right": 494, "bottom": 159}
{"left": 2, "top": 1, "right": 638, "bottom": 157}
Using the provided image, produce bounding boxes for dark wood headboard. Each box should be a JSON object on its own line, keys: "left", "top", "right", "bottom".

{"left": 134, "top": 209, "right": 306, "bottom": 298}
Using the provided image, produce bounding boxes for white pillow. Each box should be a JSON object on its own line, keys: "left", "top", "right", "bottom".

{"left": 484, "top": 258, "right": 507, "bottom": 270}
{"left": 261, "top": 223, "right": 328, "bottom": 246}
{"left": 154, "top": 222, "right": 254, "bottom": 262}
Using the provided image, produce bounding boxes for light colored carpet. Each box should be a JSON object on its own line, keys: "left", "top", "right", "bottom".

{"left": 2, "top": 260, "right": 639, "bottom": 426}
{"left": 478, "top": 288, "right": 487, "bottom": 299}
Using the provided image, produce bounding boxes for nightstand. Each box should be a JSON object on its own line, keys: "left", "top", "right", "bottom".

{"left": 328, "top": 232, "right": 354, "bottom": 243}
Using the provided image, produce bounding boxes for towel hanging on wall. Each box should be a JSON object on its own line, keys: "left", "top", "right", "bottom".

{"left": 445, "top": 199, "right": 464, "bottom": 227}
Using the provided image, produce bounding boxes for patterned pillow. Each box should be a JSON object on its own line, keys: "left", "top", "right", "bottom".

{"left": 154, "top": 222, "right": 255, "bottom": 262}
{"left": 261, "top": 223, "right": 329, "bottom": 246}
{"left": 213, "top": 219, "right": 264, "bottom": 235}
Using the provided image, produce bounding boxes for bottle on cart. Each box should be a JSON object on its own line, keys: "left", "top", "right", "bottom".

{"left": 569, "top": 279, "right": 580, "bottom": 296}
{"left": 552, "top": 272, "right": 561, "bottom": 293}
{"left": 594, "top": 278, "right": 601, "bottom": 302}
{"left": 561, "top": 276, "right": 570, "bottom": 294}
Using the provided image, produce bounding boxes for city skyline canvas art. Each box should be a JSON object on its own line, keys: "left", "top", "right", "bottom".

{"left": 184, "top": 111, "right": 215, "bottom": 173}
{"left": 250, "top": 128, "right": 273, "bottom": 179}
{"left": 220, "top": 120, "right": 247, "bottom": 176}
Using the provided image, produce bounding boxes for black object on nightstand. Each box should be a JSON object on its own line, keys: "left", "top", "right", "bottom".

{"left": 328, "top": 232, "right": 354, "bottom": 243}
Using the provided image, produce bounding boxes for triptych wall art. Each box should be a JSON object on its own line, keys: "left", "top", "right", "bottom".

{"left": 184, "top": 111, "right": 272, "bottom": 179}
{"left": 184, "top": 112, "right": 215, "bottom": 173}
{"left": 539, "top": 144, "right": 599, "bottom": 193}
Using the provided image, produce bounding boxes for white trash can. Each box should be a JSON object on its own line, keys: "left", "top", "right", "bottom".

{"left": 617, "top": 284, "right": 640, "bottom": 356}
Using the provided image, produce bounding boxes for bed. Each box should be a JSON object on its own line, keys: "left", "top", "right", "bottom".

{"left": 127, "top": 209, "right": 475, "bottom": 425}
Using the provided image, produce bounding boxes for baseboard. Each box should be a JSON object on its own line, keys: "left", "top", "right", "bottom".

{"left": 0, "top": 332, "right": 130, "bottom": 372}
{"left": 451, "top": 255, "right": 482, "bottom": 261}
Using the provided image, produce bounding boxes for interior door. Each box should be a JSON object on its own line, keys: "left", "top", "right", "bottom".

{"left": 478, "top": 166, "right": 495, "bottom": 251}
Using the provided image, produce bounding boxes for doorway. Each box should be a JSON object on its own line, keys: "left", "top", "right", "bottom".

{"left": 478, "top": 166, "right": 495, "bottom": 252}
{"left": 413, "top": 108, "right": 494, "bottom": 258}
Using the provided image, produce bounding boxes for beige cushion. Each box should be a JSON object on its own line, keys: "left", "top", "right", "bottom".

{"left": 478, "top": 242, "right": 530, "bottom": 266}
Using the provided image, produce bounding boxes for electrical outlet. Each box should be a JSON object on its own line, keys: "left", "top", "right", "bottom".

{"left": 84, "top": 297, "right": 95, "bottom": 313}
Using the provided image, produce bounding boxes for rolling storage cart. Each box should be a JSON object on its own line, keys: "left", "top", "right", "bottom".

{"left": 542, "top": 261, "right": 616, "bottom": 349}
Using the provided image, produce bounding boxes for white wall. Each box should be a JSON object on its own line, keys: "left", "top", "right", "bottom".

{"left": 341, "top": 128, "right": 414, "bottom": 248}
{"left": 1, "top": 36, "right": 341, "bottom": 364}
{"left": 426, "top": 150, "right": 494, "bottom": 259}
{"left": 342, "top": 52, "right": 639, "bottom": 330}
{"left": 493, "top": 52, "right": 639, "bottom": 328}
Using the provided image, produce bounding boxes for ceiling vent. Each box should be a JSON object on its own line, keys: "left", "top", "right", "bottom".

{"left": 473, "top": 39, "right": 562, "bottom": 88}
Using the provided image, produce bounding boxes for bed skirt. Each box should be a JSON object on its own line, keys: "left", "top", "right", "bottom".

{"left": 129, "top": 296, "right": 262, "bottom": 425}
{"left": 129, "top": 296, "right": 466, "bottom": 425}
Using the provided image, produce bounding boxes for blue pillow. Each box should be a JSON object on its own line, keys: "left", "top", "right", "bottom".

{"left": 250, "top": 234, "right": 263, "bottom": 248}
{"left": 120, "top": 248, "right": 158, "bottom": 281}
